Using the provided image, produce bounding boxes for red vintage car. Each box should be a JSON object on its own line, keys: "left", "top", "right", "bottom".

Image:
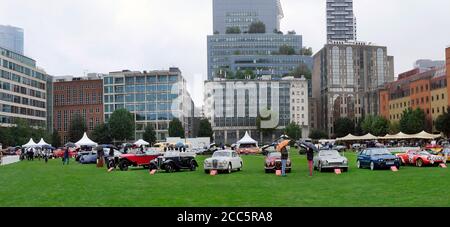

{"left": 53, "top": 148, "right": 77, "bottom": 158}
{"left": 264, "top": 152, "right": 291, "bottom": 173}
{"left": 396, "top": 150, "right": 445, "bottom": 167}
{"left": 236, "top": 144, "right": 260, "bottom": 155}
{"left": 117, "top": 152, "right": 161, "bottom": 171}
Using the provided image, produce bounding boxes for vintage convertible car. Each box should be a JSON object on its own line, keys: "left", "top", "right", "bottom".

{"left": 396, "top": 150, "right": 445, "bottom": 167}
{"left": 149, "top": 152, "right": 198, "bottom": 173}
{"left": 264, "top": 152, "right": 291, "bottom": 173}
{"left": 204, "top": 150, "right": 243, "bottom": 174}
{"left": 117, "top": 151, "right": 161, "bottom": 171}
{"left": 357, "top": 148, "right": 401, "bottom": 170}
{"left": 313, "top": 150, "right": 348, "bottom": 172}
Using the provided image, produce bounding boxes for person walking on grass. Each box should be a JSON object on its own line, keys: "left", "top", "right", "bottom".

{"left": 63, "top": 147, "right": 69, "bottom": 165}
{"left": 306, "top": 147, "right": 314, "bottom": 176}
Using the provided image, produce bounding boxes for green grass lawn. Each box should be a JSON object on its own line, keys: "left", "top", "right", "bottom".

{"left": 1, "top": 150, "right": 449, "bottom": 207}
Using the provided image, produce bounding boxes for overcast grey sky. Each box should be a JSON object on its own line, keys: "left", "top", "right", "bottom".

{"left": 1, "top": 0, "right": 449, "bottom": 107}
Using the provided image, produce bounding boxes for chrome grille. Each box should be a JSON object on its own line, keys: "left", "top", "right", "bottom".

{"left": 213, "top": 159, "right": 218, "bottom": 169}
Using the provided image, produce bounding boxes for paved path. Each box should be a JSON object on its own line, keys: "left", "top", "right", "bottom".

{"left": 0, "top": 155, "right": 20, "bottom": 166}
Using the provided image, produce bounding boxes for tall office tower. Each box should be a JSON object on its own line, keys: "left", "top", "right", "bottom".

{"left": 213, "top": 0, "right": 283, "bottom": 34}
{"left": 326, "top": 0, "right": 357, "bottom": 43}
{"left": 0, "top": 25, "right": 24, "bottom": 55}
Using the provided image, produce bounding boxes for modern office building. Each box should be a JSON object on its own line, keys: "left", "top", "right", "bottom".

{"left": 204, "top": 76, "right": 309, "bottom": 144}
{"left": 311, "top": 41, "right": 395, "bottom": 136}
{"left": 379, "top": 47, "right": 450, "bottom": 132}
{"left": 414, "top": 59, "right": 445, "bottom": 70}
{"left": 103, "top": 68, "right": 195, "bottom": 141}
{"left": 53, "top": 74, "right": 104, "bottom": 144}
{"left": 0, "top": 25, "right": 24, "bottom": 55}
{"left": 326, "top": 0, "right": 357, "bottom": 42}
{"left": 213, "top": 0, "right": 283, "bottom": 34}
{"left": 0, "top": 46, "right": 49, "bottom": 128}
{"left": 207, "top": 34, "right": 312, "bottom": 80}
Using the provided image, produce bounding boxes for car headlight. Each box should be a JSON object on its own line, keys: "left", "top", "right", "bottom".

{"left": 222, "top": 160, "right": 227, "bottom": 164}
{"left": 343, "top": 159, "right": 348, "bottom": 164}
{"left": 378, "top": 159, "right": 384, "bottom": 162}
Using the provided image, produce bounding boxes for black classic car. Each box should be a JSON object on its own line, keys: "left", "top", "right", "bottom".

{"left": 149, "top": 152, "right": 198, "bottom": 173}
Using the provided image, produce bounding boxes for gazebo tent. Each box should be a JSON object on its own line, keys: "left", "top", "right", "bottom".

{"left": 412, "top": 131, "right": 441, "bottom": 139}
{"left": 236, "top": 131, "right": 258, "bottom": 147}
{"left": 22, "top": 138, "right": 38, "bottom": 148}
{"left": 358, "top": 133, "right": 378, "bottom": 141}
{"left": 336, "top": 134, "right": 360, "bottom": 141}
{"left": 134, "top": 139, "right": 150, "bottom": 146}
{"left": 75, "top": 132, "right": 98, "bottom": 147}
{"left": 37, "top": 138, "right": 51, "bottom": 147}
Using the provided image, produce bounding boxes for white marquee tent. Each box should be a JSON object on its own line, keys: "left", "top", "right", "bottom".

{"left": 22, "top": 138, "right": 38, "bottom": 148}
{"left": 236, "top": 131, "right": 258, "bottom": 147}
{"left": 37, "top": 138, "right": 51, "bottom": 147}
{"left": 75, "top": 132, "right": 98, "bottom": 147}
{"left": 134, "top": 139, "right": 150, "bottom": 146}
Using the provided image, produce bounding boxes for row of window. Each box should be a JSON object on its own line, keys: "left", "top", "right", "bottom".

{"left": 0, "top": 80, "right": 45, "bottom": 99}
{"left": 0, "top": 104, "right": 46, "bottom": 118}
{"left": 0, "top": 114, "right": 45, "bottom": 126}
{"left": 389, "top": 106, "right": 447, "bottom": 121}
{"left": 1, "top": 69, "right": 46, "bottom": 90}
{"left": 0, "top": 92, "right": 46, "bottom": 109}
{"left": 104, "top": 75, "right": 179, "bottom": 85}
{"left": 1, "top": 59, "right": 46, "bottom": 81}
{"left": 54, "top": 92, "right": 102, "bottom": 106}
{"left": 390, "top": 93, "right": 446, "bottom": 110}
{"left": 54, "top": 83, "right": 102, "bottom": 91}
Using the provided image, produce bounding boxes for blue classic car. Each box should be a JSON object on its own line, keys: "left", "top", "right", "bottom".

{"left": 357, "top": 148, "right": 401, "bottom": 170}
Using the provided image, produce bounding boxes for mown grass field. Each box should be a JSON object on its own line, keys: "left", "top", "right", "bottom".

{"left": 1, "top": 150, "right": 449, "bottom": 207}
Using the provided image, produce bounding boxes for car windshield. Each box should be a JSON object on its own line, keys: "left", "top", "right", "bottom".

{"left": 419, "top": 151, "right": 431, "bottom": 155}
{"left": 268, "top": 152, "right": 281, "bottom": 158}
{"left": 213, "top": 152, "right": 231, "bottom": 157}
{"left": 319, "top": 150, "right": 339, "bottom": 157}
{"left": 371, "top": 149, "right": 390, "bottom": 155}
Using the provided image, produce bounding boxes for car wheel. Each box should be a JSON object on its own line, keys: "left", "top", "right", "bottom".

{"left": 227, "top": 163, "right": 232, "bottom": 174}
{"left": 149, "top": 163, "right": 157, "bottom": 171}
{"left": 265, "top": 169, "right": 271, "bottom": 174}
{"left": 118, "top": 160, "right": 129, "bottom": 171}
{"left": 237, "top": 162, "right": 242, "bottom": 171}
{"left": 357, "top": 160, "right": 361, "bottom": 169}
{"left": 416, "top": 159, "right": 423, "bottom": 167}
{"left": 370, "top": 162, "right": 375, "bottom": 171}
{"left": 190, "top": 161, "right": 197, "bottom": 171}
{"left": 165, "top": 163, "right": 174, "bottom": 173}
{"left": 204, "top": 169, "right": 210, "bottom": 174}
{"left": 343, "top": 168, "right": 348, "bottom": 172}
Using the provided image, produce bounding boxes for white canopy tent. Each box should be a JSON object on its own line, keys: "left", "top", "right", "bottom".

{"left": 22, "top": 138, "right": 38, "bottom": 148}
{"left": 37, "top": 138, "right": 51, "bottom": 147}
{"left": 134, "top": 139, "right": 150, "bottom": 146}
{"left": 236, "top": 131, "right": 259, "bottom": 147}
{"left": 412, "top": 131, "right": 441, "bottom": 140}
{"left": 75, "top": 132, "right": 98, "bottom": 147}
{"left": 358, "top": 133, "right": 378, "bottom": 141}
{"left": 336, "top": 134, "right": 360, "bottom": 141}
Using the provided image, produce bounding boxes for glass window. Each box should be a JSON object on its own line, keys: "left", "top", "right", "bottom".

{"left": 136, "top": 93, "right": 145, "bottom": 102}
{"left": 136, "top": 76, "right": 145, "bottom": 84}
{"left": 158, "top": 93, "right": 168, "bottom": 101}
{"left": 168, "top": 75, "right": 178, "bottom": 82}
{"left": 104, "top": 77, "right": 114, "bottom": 85}
{"left": 125, "top": 85, "right": 135, "bottom": 93}
{"left": 126, "top": 104, "right": 135, "bottom": 112}
{"left": 147, "top": 103, "right": 156, "bottom": 111}
{"left": 125, "top": 94, "right": 134, "bottom": 102}
{"left": 114, "top": 77, "right": 124, "bottom": 84}
{"left": 136, "top": 85, "right": 145, "bottom": 92}
{"left": 158, "top": 75, "right": 167, "bottom": 83}
{"left": 146, "top": 94, "right": 157, "bottom": 101}
{"left": 125, "top": 77, "right": 134, "bottom": 84}
{"left": 146, "top": 75, "right": 157, "bottom": 83}
{"left": 136, "top": 104, "right": 145, "bottom": 111}
{"left": 115, "top": 95, "right": 124, "bottom": 102}
{"left": 146, "top": 85, "right": 156, "bottom": 92}
{"left": 158, "top": 84, "right": 168, "bottom": 91}
{"left": 114, "top": 86, "right": 124, "bottom": 93}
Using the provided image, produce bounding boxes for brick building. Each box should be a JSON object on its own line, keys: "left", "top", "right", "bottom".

{"left": 53, "top": 74, "right": 104, "bottom": 144}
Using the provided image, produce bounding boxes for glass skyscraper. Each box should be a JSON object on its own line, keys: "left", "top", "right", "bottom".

{"left": 103, "top": 68, "right": 194, "bottom": 141}
{"left": 326, "top": 0, "right": 357, "bottom": 42}
{"left": 0, "top": 25, "right": 24, "bottom": 55}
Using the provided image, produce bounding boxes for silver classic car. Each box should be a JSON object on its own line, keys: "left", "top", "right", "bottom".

{"left": 313, "top": 150, "right": 349, "bottom": 172}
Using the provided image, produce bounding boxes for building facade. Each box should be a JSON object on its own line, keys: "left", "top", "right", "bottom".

{"left": 204, "top": 76, "right": 309, "bottom": 145}
{"left": 213, "top": 0, "right": 283, "bottom": 34}
{"left": 207, "top": 33, "right": 312, "bottom": 81}
{"left": 0, "top": 46, "right": 48, "bottom": 128}
{"left": 0, "top": 25, "right": 24, "bottom": 55}
{"left": 326, "top": 0, "right": 357, "bottom": 42}
{"left": 53, "top": 75, "right": 104, "bottom": 144}
{"left": 312, "top": 41, "right": 395, "bottom": 136}
{"left": 103, "top": 68, "right": 194, "bottom": 141}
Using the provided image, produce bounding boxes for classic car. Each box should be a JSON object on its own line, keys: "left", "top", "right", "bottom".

{"left": 79, "top": 151, "right": 97, "bottom": 164}
{"left": 396, "top": 150, "right": 445, "bottom": 167}
{"left": 117, "top": 151, "right": 161, "bottom": 171}
{"left": 264, "top": 152, "right": 291, "bottom": 173}
{"left": 53, "top": 148, "right": 77, "bottom": 159}
{"left": 236, "top": 143, "right": 260, "bottom": 155}
{"left": 313, "top": 150, "right": 348, "bottom": 172}
{"left": 149, "top": 152, "right": 198, "bottom": 173}
{"left": 204, "top": 150, "right": 243, "bottom": 174}
{"left": 357, "top": 148, "right": 401, "bottom": 170}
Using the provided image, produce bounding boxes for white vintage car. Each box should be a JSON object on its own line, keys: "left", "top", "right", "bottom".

{"left": 204, "top": 150, "right": 243, "bottom": 174}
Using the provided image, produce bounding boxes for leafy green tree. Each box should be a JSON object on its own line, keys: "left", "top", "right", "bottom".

{"left": 361, "top": 115, "right": 389, "bottom": 136}
{"left": 399, "top": 108, "right": 426, "bottom": 134}
{"left": 169, "top": 118, "right": 185, "bottom": 138}
{"left": 0, "top": 127, "right": 14, "bottom": 146}
{"left": 285, "top": 122, "right": 302, "bottom": 141}
{"left": 301, "top": 47, "right": 313, "bottom": 56}
{"left": 278, "top": 45, "right": 296, "bottom": 55}
{"left": 288, "top": 63, "right": 312, "bottom": 80}
{"left": 10, "top": 119, "right": 32, "bottom": 146}
{"left": 91, "top": 123, "right": 112, "bottom": 144}
{"left": 51, "top": 129, "right": 62, "bottom": 148}
{"left": 243, "top": 69, "right": 256, "bottom": 79}
{"left": 109, "top": 109, "right": 135, "bottom": 141}
{"left": 197, "top": 119, "right": 213, "bottom": 140}
{"left": 143, "top": 124, "right": 157, "bottom": 146}
{"left": 226, "top": 26, "right": 241, "bottom": 34}
{"left": 333, "top": 117, "right": 355, "bottom": 138}
{"left": 309, "top": 129, "right": 328, "bottom": 140}
{"left": 248, "top": 21, "right": 266, "bottom": 33}
{"left": 435, "top": 108, "right": 450, "bottom": 137}
{"left": 389, "top": 121, "right": 400, "bottom": 134}
{"left": 235, "top": 70, "right": 245, "bottom": 79}
{"left": 68, "top": 114, "right": 87, "bottom": 142}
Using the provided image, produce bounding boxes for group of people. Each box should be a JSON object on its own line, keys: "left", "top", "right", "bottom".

{"left": 276, "top": 139, "right": 315, "bottom": 177}
{"left": 20, "top": 147, "right": 52, "bottom": 163}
